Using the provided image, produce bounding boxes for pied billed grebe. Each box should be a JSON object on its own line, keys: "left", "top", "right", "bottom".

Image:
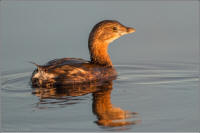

{"left": 31, "top": 20, "right": 135, "bottom": 87}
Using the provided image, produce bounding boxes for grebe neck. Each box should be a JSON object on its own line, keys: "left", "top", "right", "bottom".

{"left": 89, "top": 40, "right": 112, "bottom": 67}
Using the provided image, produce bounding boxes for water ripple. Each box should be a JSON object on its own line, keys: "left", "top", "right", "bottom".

{"left": 1, "top": 63, "right": 198, "bottom": 92}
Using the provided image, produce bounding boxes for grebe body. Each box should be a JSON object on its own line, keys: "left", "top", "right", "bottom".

{"left": 31, "top": 58, "right": 116, "bottom": 87}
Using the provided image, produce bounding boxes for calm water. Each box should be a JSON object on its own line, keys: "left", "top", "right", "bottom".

{"left": 0, "top": 0, "right": 199, "bottom": 132}
{"left": 1, "top": 62, "right": 199, "bottom": 131}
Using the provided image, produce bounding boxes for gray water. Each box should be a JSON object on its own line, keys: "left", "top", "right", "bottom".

{"left": 1, "top": 62, "right": 199, "bottom": 131}
{"left": 0, "top": 0, "right": 199, "bottom": 132}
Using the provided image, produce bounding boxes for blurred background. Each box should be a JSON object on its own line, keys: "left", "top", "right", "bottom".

{"left": 0, "top": 1, "right": 199, "bottom": 71}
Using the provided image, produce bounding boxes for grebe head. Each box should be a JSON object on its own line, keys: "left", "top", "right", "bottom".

{"left": 88, "top": 20, "right": 135, "bottom": 66}
{"left": 89, "top": 20, "right": 135, "bottom": 44}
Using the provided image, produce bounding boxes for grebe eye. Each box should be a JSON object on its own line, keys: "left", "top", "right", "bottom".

{"left": 113, "top": 27, "right": 117, "bottom": 31}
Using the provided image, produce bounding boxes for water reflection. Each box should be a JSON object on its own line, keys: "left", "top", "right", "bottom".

{"left": 32, "top": 80, "right": 141, "bottom": 128}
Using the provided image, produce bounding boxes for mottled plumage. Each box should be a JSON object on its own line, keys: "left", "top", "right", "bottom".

{"left": 31, "top": 58, "right": 117, "bottom": 87}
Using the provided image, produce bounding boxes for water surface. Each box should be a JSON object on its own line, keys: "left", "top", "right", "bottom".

{"left": 1, "top": 62, "right": 199, "bottom": 131}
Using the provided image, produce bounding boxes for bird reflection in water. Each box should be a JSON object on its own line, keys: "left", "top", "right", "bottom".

{"left": 32, "top": 80, "right": 141, "bottom": 128}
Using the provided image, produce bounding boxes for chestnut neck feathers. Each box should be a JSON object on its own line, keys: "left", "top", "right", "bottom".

{"left": 88, "top": 20, "right": 135, "bottom": 67}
